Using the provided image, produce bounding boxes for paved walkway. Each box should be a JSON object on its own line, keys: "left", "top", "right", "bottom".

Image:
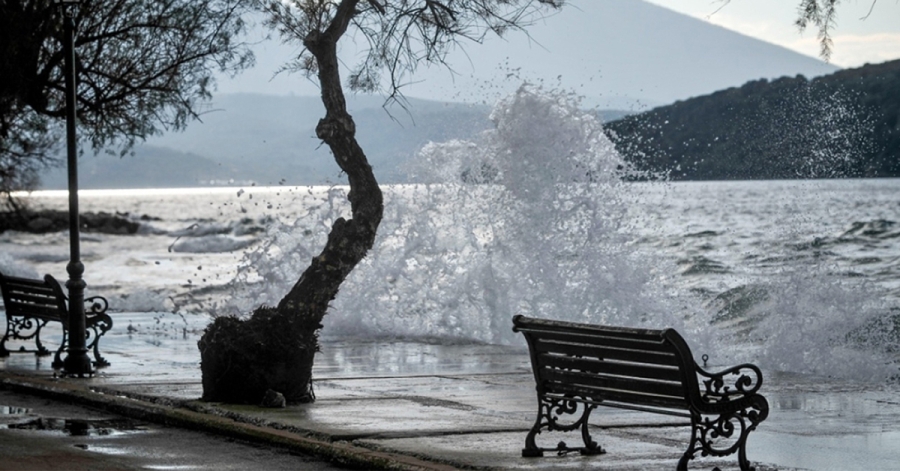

{"left": 0, "top": 388, "right": 346, "bottom": 471}
{"left": 2, "top": 312, "right": 899, "bottom": 470}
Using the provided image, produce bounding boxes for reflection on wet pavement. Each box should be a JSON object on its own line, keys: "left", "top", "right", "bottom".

{"left": 1, "top": 405, "right": 30, "bottom": 415}
{"left": 8, "top": 417, "right": 145, "bottom": 436}
{"left": 0, "top": 389, "right": 345, "bottom": 471}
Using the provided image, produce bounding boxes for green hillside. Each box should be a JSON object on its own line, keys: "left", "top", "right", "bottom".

{"left": 605, "top": 60, "right": 900, "bottom": 180}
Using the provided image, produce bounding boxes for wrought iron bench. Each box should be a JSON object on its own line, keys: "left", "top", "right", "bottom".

{"left": 0, "top": 272, "right": 112, "bottom": 368}
{"left": 513, "top": 315, "right": 768, "bottom": 471}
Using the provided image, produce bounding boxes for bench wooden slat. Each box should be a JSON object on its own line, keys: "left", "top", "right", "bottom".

{"left": 2, "top": 277, "right": 53, "bottom": 288}
{"left": 6, "top": 300, "right": 60, "bottom": 312}
{"left": 5, "top": 287, "right": 57, "bottom": 298}
{"left": 5, "top": 284, "right": 55, "bottom": 296}
{"left": 518, "top": 328, "right": 674, "bottom": 353}
{"left": 545, "top": 379, "right": 689, "bottom": 410}
{"left": 6, "top": 285, "right": 56, "bottom": 295}
{"left": 538, "top": 353, "right": 683, "bottom": 382}
{"left": 5, "top": 288, "right": 63, "bottom": 318}
{"left": 541, "top": 367, "right": 687, "bottom": 402}
{"left": 544, "top": 392, "right": 693, "bottom": 418}
{"left": 513, "top": 317, "right": 666, "bottom": 338}
{"left": 6, "top": 291, "right": 60, "bottom": 305}
{"left": 5, "top": 305, "right": 61, "bottom": 321}
{"left": 534, "top": 338, "right": 680, "bottom": 367}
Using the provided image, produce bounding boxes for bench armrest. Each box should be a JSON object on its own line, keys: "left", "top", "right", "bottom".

{"left": 85, "top": 296, "right": 109, "bottom": 315}
{"left": 695, "top": 363, "right": 763, "bottom": 402}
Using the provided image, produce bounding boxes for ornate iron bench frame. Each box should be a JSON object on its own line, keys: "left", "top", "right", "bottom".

{"left": 0, "top": 272, "right": 112, "bottom": 368}
{"left": 513, "top": 315, "right": 768, "bottom": 471}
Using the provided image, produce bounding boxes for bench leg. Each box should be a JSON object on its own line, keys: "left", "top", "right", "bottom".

{"left": 1, "top": 318, "right": 10, "bottom": 357}
{"left": 52, "top": 329, "right": 67, "bottom": 370}
{"left": 86, "top": 325, "right": 110, "bottom": 368}
{"left": 522, "top": 395, "right": 604, "bottom": 458}
{"left": 679, "top": 396, "right": 769, "bottom": 471}
{"left": 1, "top": 316, "right": 51, "bottom": 357}
{"left": 53, "top": 324, "right": 111, "bottom": 369}
{"left": 33, "top": 322, "right": 52, "bottom": 357}
{"left": 86, "top": 312, "right": 113, "bottom": 367}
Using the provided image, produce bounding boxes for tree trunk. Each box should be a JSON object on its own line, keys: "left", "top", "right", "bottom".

{"left": 199, "top": 0, "right": 383, "bottom": 404}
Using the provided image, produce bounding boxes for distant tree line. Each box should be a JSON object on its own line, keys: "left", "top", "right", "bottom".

{"left": 604, "top": 59, "right": 900, "bottom": 180}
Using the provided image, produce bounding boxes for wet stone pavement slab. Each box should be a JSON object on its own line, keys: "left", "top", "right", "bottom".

{"left": 0, "top": 389, "right": 345, "bottom": 471}
{"left": 357, "top": 429, "right": 740, "bottom": 471}
{"left": 1, "top": 312, "right": 899, "bottom": 470}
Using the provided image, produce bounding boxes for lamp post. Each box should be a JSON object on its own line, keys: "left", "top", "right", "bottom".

{"left": 53, "top": 0, "right": 92, "bottom": 377}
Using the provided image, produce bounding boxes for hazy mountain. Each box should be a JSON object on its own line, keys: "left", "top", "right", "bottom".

{"left": 40, "top": 95, "right": 495, "bottom": 189}
{"left": 38, "top": 0, "right": 843, "bottom": 189}
{"left": 224, "top": 0, "right": 840, "bottom": 107}
{"left": 41, "top": 146, "right": 245, "bottom": 189}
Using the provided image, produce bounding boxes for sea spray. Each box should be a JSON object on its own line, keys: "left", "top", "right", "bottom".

{"left": 757, "top": 183, "right": 899, "bottom": 380}
{"left": 704, "top": 268, "right": 899, "bottom": 381}
{"left": 0, "top": 252, "right": 38, "bottom": 278}
{"left": 211, "top": 186, "right": 348, "bottom": 315}
{"left": 214, "top": 86, "right": 692, "bottom": 347}
{"left": 201, "top": 86, "right": 898, "bottom": 380}
{"left": 330, "top": 86, "right": 688, "bottom": 344}
{"left": 696, "top": 182, "right": 900, "bottom": 380}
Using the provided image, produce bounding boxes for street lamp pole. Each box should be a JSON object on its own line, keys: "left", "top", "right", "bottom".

{"left": 55, "top": 0, "right": 92, "bottom": 377}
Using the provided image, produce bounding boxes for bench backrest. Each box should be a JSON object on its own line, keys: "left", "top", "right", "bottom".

{"left": 513, "top": 315, "right": 701, "bottom": 416}
{"left": 0, "top": 272, "right": 68, "bottom": 324}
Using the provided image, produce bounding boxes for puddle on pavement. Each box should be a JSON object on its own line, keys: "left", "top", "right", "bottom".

{"left": 7, "top": 417, "right": 146, "bottom": 436}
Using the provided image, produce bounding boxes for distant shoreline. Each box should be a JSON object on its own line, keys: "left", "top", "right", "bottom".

{"left": 0, "top": 209, "right": 148, "bottom": 235}
{"left": 26, "top": 175, "right": 900, "bottom": 196}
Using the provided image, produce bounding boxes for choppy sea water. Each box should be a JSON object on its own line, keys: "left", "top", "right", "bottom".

{"left": 3, "top": 178, "right": 898, "bottom": 380}
{"left": 2, "top": 87, "right": 899, "bottom": 383}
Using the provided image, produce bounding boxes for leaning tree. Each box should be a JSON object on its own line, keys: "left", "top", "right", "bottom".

{"left": 0, "top": 0, "right": 253, "bottom": 206}
{"left": 198, "top": 0, "right": 563, "bottom": 404}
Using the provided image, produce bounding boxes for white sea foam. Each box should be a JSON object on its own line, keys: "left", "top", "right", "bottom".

{"left": 0, "top": 252, "right": 39, "bottom": 278}
{"left": 333, "top": 87, "right": 688, "bottom": 344}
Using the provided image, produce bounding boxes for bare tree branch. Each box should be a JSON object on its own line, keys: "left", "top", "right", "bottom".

{"left": 711, "top": 0, "right": 881, "bottom": 62}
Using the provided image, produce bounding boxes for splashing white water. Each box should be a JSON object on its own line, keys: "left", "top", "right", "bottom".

{"left": 0, "top": 252, "right": 39, "bottom": 278}
{"left": 705, "top": 258, "right": 899, "bottom": 380}
{"left": 220, "top": 86, "right": 687, "bottom": 345}
{"left": 212, "top": 85, "right": 897, "bottom": 380}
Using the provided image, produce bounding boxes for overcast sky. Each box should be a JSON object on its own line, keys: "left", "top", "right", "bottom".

{"left": 646, "top": 0, "right": 900, "bottom": 67}
{"left": 215, "top": 0, "right": 897, "bottom": 105}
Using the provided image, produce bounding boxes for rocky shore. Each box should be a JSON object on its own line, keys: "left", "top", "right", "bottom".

{"left": 0, "top": 210, "right": 155, "bottom": 235}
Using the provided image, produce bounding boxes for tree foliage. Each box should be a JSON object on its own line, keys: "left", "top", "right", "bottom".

{"left": 713, "top": 1, "right": 880, "bottom": 61}
{"left": 795, "top": 0, "right": 841, "bottom": 61}
{"left": 793, "top": 0, "right": 882, "bottom": 61}
{"left": 261, "top": 0, "right": 562, "bottom": 101}
{"left": 0, "top": 0, "right": 254, "bottom": 194}
{"left": 0, "top": 106, "right": 57, "bottom": 205}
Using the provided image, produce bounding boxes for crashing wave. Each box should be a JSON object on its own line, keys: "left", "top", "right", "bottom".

{"left": 205, "top": 85, "right": 898, "bottom": 381}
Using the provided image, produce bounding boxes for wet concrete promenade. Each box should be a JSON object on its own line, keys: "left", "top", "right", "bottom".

{"left": 2, "top": 312, "right": 899, "bottom": 470}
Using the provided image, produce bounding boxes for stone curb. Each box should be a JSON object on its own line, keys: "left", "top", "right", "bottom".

{"left": 0, "top": 373, "right": 461, "bottom": 471}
